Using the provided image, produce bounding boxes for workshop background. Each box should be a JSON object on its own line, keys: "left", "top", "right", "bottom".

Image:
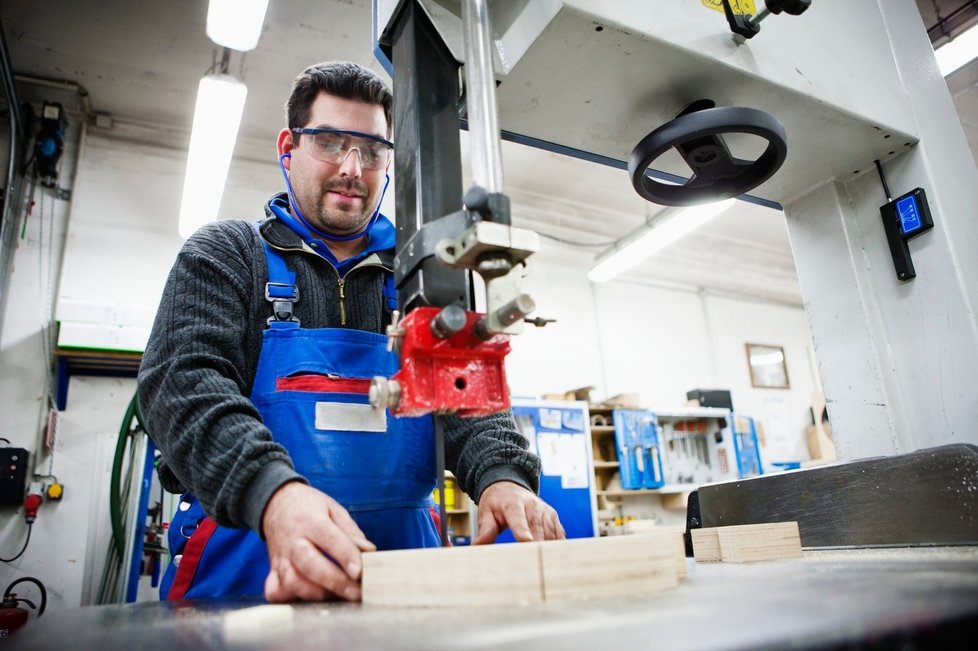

{"left": 0, "top": 0, "right": 975, "bottom": 612}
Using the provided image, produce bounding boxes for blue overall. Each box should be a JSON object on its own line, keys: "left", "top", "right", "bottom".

{"left": 160, "top": 238, "right": 440, "bottom": 600}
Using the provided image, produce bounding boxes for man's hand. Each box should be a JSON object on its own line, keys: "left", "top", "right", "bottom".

{"left": 261, "top": 481, "right": 376, "bottom": 602}
{"left": 472, "top": 481, "right": 566, "bottom": 545}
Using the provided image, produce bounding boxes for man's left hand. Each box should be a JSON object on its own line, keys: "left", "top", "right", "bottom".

{"left": 472, "top": 481, "right": 566, "bottom": 544}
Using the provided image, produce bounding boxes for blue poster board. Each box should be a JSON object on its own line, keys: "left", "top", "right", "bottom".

{"left": 495, "top": 399, "right": 598, "bottom": 541}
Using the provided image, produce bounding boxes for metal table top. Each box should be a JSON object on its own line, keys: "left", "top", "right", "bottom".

{"left": 9, "top": 547, "right": 978, "bottom": 651}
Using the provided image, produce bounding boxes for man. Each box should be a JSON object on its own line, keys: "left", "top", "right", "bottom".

{"left": 137, "top": 61, "right": 564, "bottom": 603}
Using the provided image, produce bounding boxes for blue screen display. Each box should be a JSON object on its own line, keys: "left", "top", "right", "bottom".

{"left": 896, "top": 194, "right": 922, "bottom": 235}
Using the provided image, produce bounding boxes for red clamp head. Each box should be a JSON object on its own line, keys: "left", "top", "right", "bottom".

{"left": 373, "top": 306, "right": 512, "bottom": 417}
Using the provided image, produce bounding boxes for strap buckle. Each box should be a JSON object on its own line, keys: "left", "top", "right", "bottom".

{"left": 265, "top": 282, "right": 300, "bottom": 324}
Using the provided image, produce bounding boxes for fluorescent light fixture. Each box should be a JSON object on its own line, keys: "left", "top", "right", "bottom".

{"left": 178, "top": 74, "right": 247, "bottom": 239}
{"left": 206, "top": 0, "right": 270, "bottom": 51}
{"left": 587, "top": 199, "right": 736, "bottom": 283}
{"left": 935, "top": 22, "right": 978, "bottom": 76}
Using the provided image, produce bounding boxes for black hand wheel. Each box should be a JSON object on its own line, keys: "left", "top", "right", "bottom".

{"left": 628, "top": 102, "right": 787, "bottom": 206}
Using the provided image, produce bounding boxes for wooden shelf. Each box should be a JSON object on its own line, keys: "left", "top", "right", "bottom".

{"left": 593, "top": 460, "right": 619, "bottom": 469}
{"left": 597, "top": 486, "right": 697, "bottom": 496}
{"left": 656, "top": 484, "right": 698, "bottom": 494}
{"left": 590, "top": 426, "right": 615, "bottom": 435}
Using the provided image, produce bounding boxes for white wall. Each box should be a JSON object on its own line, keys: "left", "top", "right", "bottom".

{"left": 511, "top": 243, "right": 819, "bottom": 464}
{"left": 1, "top": 125, "right": 819, "bottom": 612}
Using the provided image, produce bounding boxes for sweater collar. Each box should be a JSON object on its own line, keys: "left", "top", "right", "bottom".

{"left": 260, "top": 192, "right": 396, "bottom": 266}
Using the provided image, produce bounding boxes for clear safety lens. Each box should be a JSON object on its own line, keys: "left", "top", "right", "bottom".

{"left": 297, "top": 129, "right": 392, "bottom": 170}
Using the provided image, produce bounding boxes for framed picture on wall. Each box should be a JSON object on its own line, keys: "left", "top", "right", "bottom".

{"left": 745, "top": 343, "right": 790, "bottom": 389}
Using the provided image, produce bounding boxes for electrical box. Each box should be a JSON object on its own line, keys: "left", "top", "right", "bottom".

{"left": 0, "top": 448, "right": 29, "bottom": 506}
{"left": 879, "top": 187, "right": 934, "bottom": 281}
{"left": 686, "top": 389, "right": 734, "bottom": 411}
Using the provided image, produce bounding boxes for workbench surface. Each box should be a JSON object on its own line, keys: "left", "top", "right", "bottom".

{"left": 9, "top": 546, "right": 978, "bottom": 650}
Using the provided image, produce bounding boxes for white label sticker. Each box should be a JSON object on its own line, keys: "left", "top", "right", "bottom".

{"left": 315, "top": 402, "right": 388, "bottom": 432}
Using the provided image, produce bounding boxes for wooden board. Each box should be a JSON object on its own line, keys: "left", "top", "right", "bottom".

{"left": 692, "top": 522, "right": 802, "bottom": 563}
{"left": 362, "top": 535, "right": 682, "bottom": 606}
{"left": 361, "top": 543, "right": 543, "bottom": 607}
{"left": 716, "top": 522, "right": 803, "bottom": 563}
{"left": 691, "top": 528, "right": 722, "bottom": 562}
{"left": 540, "top": 535, "right": 678, "bottom": 601}
{"left": 624, "top": 522, "right": 688, "bottom": 579}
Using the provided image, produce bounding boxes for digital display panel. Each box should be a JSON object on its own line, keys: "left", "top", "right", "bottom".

{"left": 878, "top": 187, "right": 933, "bottom": 281}
{"left": 896, "top": 193, "right": 923, "bottom": 236}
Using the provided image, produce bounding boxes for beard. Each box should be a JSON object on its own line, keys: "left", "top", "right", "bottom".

{"left": 303, "top": 178, "right": 375, "bottom": 236}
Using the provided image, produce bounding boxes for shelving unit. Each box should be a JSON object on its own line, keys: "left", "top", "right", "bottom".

{"left": 588, "top": 409, "right": 627, "bottom": 531}
{"left": 588, "top": 404, "right": 740, "bottom": 534}
{"left": 432, "top": 472, "right": 476, "bottom": 545}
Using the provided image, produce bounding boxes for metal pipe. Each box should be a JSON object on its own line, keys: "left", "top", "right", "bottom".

{"left": 0, "top": 18, "right": 25, "bottom": 139}
{"left": 0, "top": 13, "right": 27, "bottom": 342}
{"left": 750, "top": 7, "right": 772, "bottom": 26}
{"left": 14, "top": 74, "right": 93, "bottom": 116}
{"left": 0, "top": 97, "right": 20, "bottom": 344}
{"left": 461, "top": 0, "right": 504, "bottom": 193}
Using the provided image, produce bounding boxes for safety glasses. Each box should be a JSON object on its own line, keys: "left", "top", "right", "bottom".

{"left": 292, "top": 128, "right": 393, "bottom": 170}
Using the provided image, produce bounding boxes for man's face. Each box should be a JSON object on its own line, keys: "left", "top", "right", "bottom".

{"left": 283, "top": 92, "right": 390, "bottom": 237}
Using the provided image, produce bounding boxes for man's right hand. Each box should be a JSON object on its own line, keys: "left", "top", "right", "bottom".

{"left": 261, "top": 481, "right": 376, "bottom": 602}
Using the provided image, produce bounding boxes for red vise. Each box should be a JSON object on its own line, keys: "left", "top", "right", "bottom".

{"left": 392, "top": 307, "right": 511, "bottom": 418}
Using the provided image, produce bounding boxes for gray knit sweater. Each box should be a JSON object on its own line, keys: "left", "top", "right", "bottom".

{"left": 137, "top": 194, "right": 539, "bottom": 535}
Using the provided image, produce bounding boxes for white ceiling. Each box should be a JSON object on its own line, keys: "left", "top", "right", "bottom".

{"left": 2, "top": 0, "right": 974, "bottom": 307}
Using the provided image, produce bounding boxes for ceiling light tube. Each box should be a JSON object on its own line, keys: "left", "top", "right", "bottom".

{"left": 206, "top": 0, "right": 270, "bottom": 51}
{"left": 178, "top": 73, "right": 247, "bottom": 239}
{"left": 587, "top": 199, "right": 736, "bottom": 283}
{"left": 935, "top": 22, "right": 978, "bottom": 76}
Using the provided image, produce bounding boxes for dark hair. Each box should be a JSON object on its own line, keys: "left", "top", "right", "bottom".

{"left": 286, "top": 61, "right": 393, "bottom": 136}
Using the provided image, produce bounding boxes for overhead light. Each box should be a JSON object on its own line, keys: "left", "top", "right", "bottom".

{"left": 178, "top": 74, "right": 248, "bottom": 239}
{"left": 935, "top": 22, "right": 978, "bottom": 76}
{"left": 587, "top": 199, "right": 736, "bottom": 283}
{"left": 206, "top": 0, "right": 270, "bottom": 51}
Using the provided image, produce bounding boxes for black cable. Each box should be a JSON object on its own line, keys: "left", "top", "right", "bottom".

{"left": 874, "top": 159, "right": 892, "bottom": 201}
{"left": 0, "top": 437, "right": 9, "bottom": 444}
{"left": 0, "top": 523, "right": 32, "bottom": 562}
{"left": 3, "top": 576, "right": 46, "bottom": 616}
{"left": 536, "top": 230, "right": 618, "bottom": 248}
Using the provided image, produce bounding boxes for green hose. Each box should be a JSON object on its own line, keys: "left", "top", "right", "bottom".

{"left": 109, "top": 391, "right": 146, "bottom": 557}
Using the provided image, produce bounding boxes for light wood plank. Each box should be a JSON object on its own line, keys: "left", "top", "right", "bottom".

{"left": 691, "top": 528, "right": 722, "bottom": 562}
{"left": 361, "top": 543, "right": 543, "bottom": 607}
{"left": 539, "top": 536, "right": 678, "bottom": 601}
{"left": 624, "top": 522, "right": 688, "bottom": 579}
{"left": 716, "top": 522, "right": 803, "bottom": 563}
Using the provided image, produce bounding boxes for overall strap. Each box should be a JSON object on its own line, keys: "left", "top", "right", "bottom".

{"left": 256, "top": 225, "right": 300, "bottom": 326}
{"left": 383, "top": 271, "right": 398, "bottom": 313}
